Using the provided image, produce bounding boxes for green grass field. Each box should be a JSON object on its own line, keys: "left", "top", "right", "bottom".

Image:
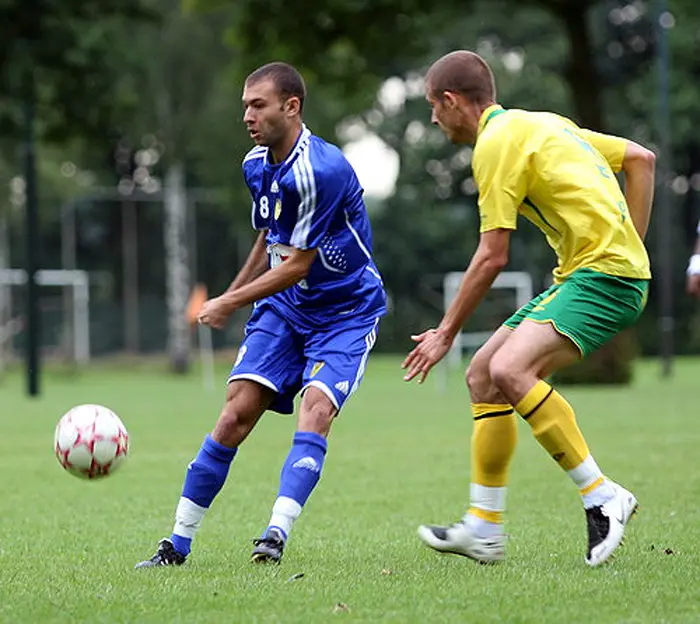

{"left": 1, "top": 355, "right": 699, "bottom": 623}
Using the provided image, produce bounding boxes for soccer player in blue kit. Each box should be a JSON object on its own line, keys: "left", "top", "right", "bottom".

{"left": 136, "top": 62, "right": 386, "bottom": 567}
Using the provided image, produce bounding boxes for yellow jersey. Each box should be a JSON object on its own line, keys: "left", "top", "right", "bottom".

{"left": 472, "top": 104, "right": 651, "bottom": 282}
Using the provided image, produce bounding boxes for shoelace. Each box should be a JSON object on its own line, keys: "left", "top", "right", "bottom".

{"left": 253, "top": 535, "right": 282, "bottom": 547}
{"left": 155, "top": 542, "right": 181, "bottom": 564}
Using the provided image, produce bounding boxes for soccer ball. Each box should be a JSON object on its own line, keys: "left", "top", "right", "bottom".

{"left": 54, "top": 404, "right": 129, "bottom": 479}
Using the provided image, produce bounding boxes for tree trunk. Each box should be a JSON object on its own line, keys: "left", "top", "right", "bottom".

{"left": 164, "top": 163, "right": 191, "bottom": 374}
{"left": 0, "top": 212, "right": 9, "bottom": 374}
{"left": 122, "top": 199, "right": 139, "bottom": 353}
{"left": 553, "top": 1, "right": 605, "bottom": 130}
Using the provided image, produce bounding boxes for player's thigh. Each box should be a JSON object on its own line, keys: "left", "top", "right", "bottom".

{"left": 227, "top": 303, "right": 305, "bottom": 416}
{"left": 491, "top": 319, "right": 579, "bottom": 387}
{"left": 301, "top": 315, "right": 380, "bottom": 416}
{"left": 465, "top": 325, "right": 514, "bottom": 403}
{"left": 492, "top": 269, "right": 649, "bottom": 380}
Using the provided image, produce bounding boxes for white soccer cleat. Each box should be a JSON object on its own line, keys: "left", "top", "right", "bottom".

{"left": 417, "top": 521, "right": 506, "bottom": 564}
{"left": 585, "top": 482, "right": 638, "bottom": 567}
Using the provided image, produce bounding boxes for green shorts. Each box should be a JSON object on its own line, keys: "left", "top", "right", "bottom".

{"left": 503, "top": 268, "right": 649, "bottom": 357}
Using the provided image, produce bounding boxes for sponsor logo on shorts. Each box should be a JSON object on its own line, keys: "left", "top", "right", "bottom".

{"left": 334, "top": 380, "right": 350, "bottom": 395}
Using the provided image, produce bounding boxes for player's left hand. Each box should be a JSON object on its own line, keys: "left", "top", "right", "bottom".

{"left": 402, "top": 328, "right": 452, "bottom": 384}
{"left": 197, "top": 296, "right": 234, "bottom": 330}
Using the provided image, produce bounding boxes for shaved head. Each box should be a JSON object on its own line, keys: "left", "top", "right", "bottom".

{"left": 426, "top": 51, "right": 496, "bottom": 105}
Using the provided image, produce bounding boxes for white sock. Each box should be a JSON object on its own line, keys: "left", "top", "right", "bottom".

{"left": 173, "top": 496, "right": 207, "bottom": 539}
{"left": 568, "top": 455, "right": 616, "bottom": 508}
{"left": 463, "top": 484, "right": 506, "bottom": 538}
{"left": 463, "top": 512, "right": 504, "bottom": 539}
{"left": 267, "top": 496, "right": 302, "bottom": 539}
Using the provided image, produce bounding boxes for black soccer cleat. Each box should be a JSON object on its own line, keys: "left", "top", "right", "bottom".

{"left": 134, "top": 538, "right": 187, "bottom": 568}
{"left": 585, "top": 482, "right": 638, "bottom": 567}
{"left": 250, "top": 528, "right": 285, "bottom": 564}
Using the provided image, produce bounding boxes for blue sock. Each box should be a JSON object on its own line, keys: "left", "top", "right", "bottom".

{"left": 170, "top": 435, "right": 237, "bottom": 556}
{"left": 267, "top": 432, "right": 328, "bottom": 539}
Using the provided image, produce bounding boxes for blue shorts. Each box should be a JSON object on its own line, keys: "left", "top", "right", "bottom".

{"left": 227, "top": 303, "right": 380, "bottom": 414}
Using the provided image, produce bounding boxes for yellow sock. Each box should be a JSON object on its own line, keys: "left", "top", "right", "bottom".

{"left": 515, "top": 380, "right": 589, "bottom": 471}
{"left": 466, "top": 403, "right": 517, "bottom": 524}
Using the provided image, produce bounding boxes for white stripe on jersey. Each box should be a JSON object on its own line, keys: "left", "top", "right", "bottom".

{"left": 243, "top": 146, "right": 267, "bottom": 163}
{"left": 344, "top": 210, "right": 371, "bottom": 260}
{"left": 291, "top": 146, "right": 317, "bottom": 248}
{"left": 365, "top": 265, "right": 383, "bottom": 282}
{"left": 284, "top": 126, "right": 312, "bottom": 165}
{"left": 291, "top": 157, "right": 310, "bottom": 244}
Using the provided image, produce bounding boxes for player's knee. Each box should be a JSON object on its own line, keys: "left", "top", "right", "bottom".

{"left": 298, "top": 388, "right": 337, "bottom": 436}
{"left": 465, "top": 359, "right": 490, "bottom": 395}
{"left": 212, "top": 384, "right": 263, "bottom": 446}
{"left": 488, "top": 354, "right": 518, "bottom": 394}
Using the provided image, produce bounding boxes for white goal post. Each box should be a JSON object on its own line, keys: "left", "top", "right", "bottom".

{"left": 443, "top": 270, "right": 534, "bottom": 367}
{"left": 0, "top": 269, "right": 91, "bottom": 364}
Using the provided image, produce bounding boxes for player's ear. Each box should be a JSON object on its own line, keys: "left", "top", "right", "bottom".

{"left": 284, "top": 96, "right": 301, "bottom": 117}
{"left": 443, "top": 91, "right": 459, "bottom": 110}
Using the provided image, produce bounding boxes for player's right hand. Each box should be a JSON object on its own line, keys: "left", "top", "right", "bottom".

{"left": 401, "top": 328, "right": 452, "bottom": 384}
{"left": 197, "top": 296, "right": 233, "bottom": 329}
{"left": 687, "top": 274, "right": 700, "bottom": 298}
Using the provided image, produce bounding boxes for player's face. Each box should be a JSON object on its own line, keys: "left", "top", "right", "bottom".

{"left": 426, "top": 89, "right": 475, "bottom": 144}
{"left": 242, "top": 79, "right": 296, "bottom": 147}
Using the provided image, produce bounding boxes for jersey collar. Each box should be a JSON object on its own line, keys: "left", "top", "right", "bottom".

{"left": 266, "top": 124, "right": 312, "bottom": 168}
{"left": 477, "top": 104, "right": 505, "bottom": 137}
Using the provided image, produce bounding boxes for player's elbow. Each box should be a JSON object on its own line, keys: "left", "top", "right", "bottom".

{"left": 288, "top": 263, "right": 310, "bottom": 282}
{"left": 477, "top": 229, "right": 510, "bottom": 273}
{"left": 481, "top": 250, "right": 509, "bottom": 273}
{"left": 638, "top": 147, "right": 656, "bottom": 171}
{"left": 288, "top": 258, "right": 313, "bottom": 281}
{"left": 625, "top": 143, "right": 656, "bottom": 172}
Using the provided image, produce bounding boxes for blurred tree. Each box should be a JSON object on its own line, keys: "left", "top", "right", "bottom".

{"left": 0, "top": 0, "right": 157, "bottom": 142}
{"left": 187, "top": 0, "right": 623, "bottom": 131}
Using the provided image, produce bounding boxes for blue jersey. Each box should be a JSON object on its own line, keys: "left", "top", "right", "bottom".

{"left": 242, "top": 126, "right": 386, "bottom": 326}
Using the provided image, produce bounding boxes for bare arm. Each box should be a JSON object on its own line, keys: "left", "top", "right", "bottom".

{"left": 225, "top": 230, "right": 270, "bottom": 292}
{"left": 437, "top": 229, "right": 511, "bottom": 342}
{"left": 402, "top": 229, "right": 511, "bottom": 382}
{"left": 197, "top": 245, "right": 317, "bottom": 329}
{"left": 218, "top": 246, "right": 317, "bottom": 311}
{"left": 620, "top": 142, "right": 656, "bottom": 240}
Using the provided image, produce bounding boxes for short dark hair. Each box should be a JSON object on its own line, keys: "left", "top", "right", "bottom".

{"left": 246, "top": 62, "right": 306, "bottom": 112}
{"left": 426, "top": 51, "right": 496, "bottom": 105}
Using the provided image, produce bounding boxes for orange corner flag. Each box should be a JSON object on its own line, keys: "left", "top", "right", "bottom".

{"left": 186, "top": 283, "right": 208, "bottom": 326}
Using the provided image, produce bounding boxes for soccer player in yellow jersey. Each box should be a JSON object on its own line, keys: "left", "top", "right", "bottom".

{"left": 402, "top": 50, "right": 655, "bottom": 567}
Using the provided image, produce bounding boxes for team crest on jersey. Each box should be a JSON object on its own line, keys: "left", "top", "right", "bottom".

{"left": 310, "top": 361, "right": 325, "bottom": 377}
{"left": 274, "top": 198, "right": 282, "bottom": 220}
